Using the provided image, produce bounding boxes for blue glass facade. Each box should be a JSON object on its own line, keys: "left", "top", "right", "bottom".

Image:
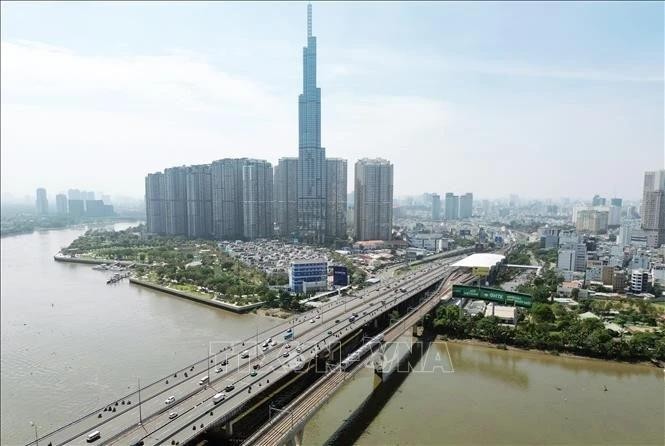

{"left": 297, "top": 3, "right": 327, "bottom": 244}
{"left": 289, "top": 259, "right": 328, "bottom": 293}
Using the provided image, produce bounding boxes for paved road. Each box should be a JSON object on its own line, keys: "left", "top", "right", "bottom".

{"left": 30, "top": 256, "right": 465, "bottom": 446}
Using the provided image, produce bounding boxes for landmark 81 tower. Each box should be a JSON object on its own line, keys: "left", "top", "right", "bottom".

{"left": 297, "top": 3, "right": 327, "bottom": 244}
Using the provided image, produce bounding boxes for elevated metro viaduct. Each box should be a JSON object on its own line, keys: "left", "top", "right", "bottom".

{"left": 185, "top": 274, "right": 449, "bottom": 444}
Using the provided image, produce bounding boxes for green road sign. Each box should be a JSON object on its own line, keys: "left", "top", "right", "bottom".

{"left": 452, "top": 285, "right": 532, "bottom": 308}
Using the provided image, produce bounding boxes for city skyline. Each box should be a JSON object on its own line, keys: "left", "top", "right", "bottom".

{"left": 1, "top": 1, "right": 663, "bottom": 201}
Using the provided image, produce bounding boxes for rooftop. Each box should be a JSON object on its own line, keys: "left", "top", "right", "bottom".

{"left": 452, "top": 253, "right": 505, "bottom": 269}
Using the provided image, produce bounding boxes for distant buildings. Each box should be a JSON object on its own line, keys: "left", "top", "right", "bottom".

{"left": 326, "top": 158, "right": 347, "bottom": 241}
{"left": 576, "top": 209, "right": 608, "bottom": 234}
{"left": 354, "top": 158, "right": 394, "bottom": 241}
{"left": 444, "top": 193, "right": 459, "bottom": 220}
{"left": 145, "top": 172, "right": 166, "bottom": 234}
{"left": 242, "top": 159, "right": 273, "bottom": 239}
{"left": 640, "top": 170, "right": 665, "bottom": 248}
{"left": 55, "top": 194, "right": 68, "bottom": 215}
{"left": 185, "top": 164, "right": 213, "bottom": 238}
{"left": 67, "top": 199, "right": 85, "bottom": 218}
{"left": 35, "top": 188, "right": 48, "bottom": 215}
{"left": 431, "top": 193, "right": 441, "bottom": 221}
{"left": 274, "top": 157, "right": 299, "bottom": 238}
{"left": 459, "top": 193, "right": 473, "bottom": 219}
{"left": 211, "top": 159, "right": 246, "bottom": 240}
{"left": 140, "top": 4, "right": 367, "bottom": 244}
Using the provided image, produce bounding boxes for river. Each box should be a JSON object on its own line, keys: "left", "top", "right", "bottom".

{"left": 2, "top": 225, "right": 663, "bottom": 445}
{"left": 0, "top": 223, "right": 280, "bottom": 445}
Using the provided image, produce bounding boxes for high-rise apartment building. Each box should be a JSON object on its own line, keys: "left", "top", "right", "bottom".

{"left": 640, "top": 170, "right": 665, "bottom": 248}
{"left": 297, "top": 4, "right": 327, "bottom": 244}
{"left": 211, "top": 159, "right": 245, "bottom": 239}
{"left": 592, "top": 195, "right": 606, "bottom": 206}
{"left": 242, "top": 160, "right": 274, "bottom": 239}
{"left": 145, "top": 172, "right": 166, "bottom": 234}
{"left": 354, "top": 158, "right": 393, "bottom": 241}
{"left": 576, "top": 209, "right": 609, "bottom": 234}
{"left": 164, "top": 166, "right": 188, "bottom": 236}
{"left": 431, "top": 193, "right": 441, "bottom": 221}
{"left": 274, "top": 157, "right": 299, "bottom": 238}
{"left": 186, "top": 165, "right": 213, "bottom": 238}
{"left": 459, "top": 193, "right": 473, "bottom": 219}
{"left": 444, "top": 193, "right": 459, "bottom": 220}
{"left": 326, "top": 158, "right": 347, "bottom": 241}
{"left": 55, "top": 193, "right": 68, "bottom": 215}
{"left": 67, "top": 189, "right": 81, "bottom": 201}
{"left": 35, "top": 188, "right": 48, "bottom": 215}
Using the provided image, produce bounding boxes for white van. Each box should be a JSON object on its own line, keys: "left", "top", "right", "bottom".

{"left": 198, "top": 375, "right": 209, "bottom": 385}
{"left": 86, "top": 430, "right": 101, "bottom": 443}
{"left": 213, "top": 392, "right": 225, "bottom": 404}
{"left": 240, "top": 351, "right": 250, "bottom": 359}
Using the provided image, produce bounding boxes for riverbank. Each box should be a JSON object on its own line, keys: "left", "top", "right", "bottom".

{"left": 439, "top": 336, "right": 662, "bottom": 368}
{"left": 129, "top": 277, "right": 264, "bottom": 313}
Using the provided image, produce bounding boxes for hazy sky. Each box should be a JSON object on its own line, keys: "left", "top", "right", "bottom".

{"left": 1, "top": 1, "right": 663, "bottom": 202}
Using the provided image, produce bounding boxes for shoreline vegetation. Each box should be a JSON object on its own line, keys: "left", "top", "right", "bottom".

{"left": 440, "top": 338, "right": 662, "bottom": 368}
{"left": 56, "top": 225, "right": 355, "bottom": 313}
{"left": 1, "top": 214, "right": 140, "bottom": 238}
{"left": 431, "top": 243, "right": 665, "bottom": 365}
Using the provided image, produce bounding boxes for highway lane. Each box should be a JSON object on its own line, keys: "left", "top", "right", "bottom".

{"left": 33, "top": 278, "right": 391, "bottom": 446}
{"left": 36, "top": 256, "right": 465, "bottom": 446}
{"left": 144, "top": 266, "right": 460, "bottom": 446}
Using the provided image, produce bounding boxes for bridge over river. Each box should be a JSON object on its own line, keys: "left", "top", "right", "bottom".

{"left": 28, "top": 252, "right": 484, "bottom": 446}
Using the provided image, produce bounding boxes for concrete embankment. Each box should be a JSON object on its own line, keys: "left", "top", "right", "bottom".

{"left": 129, "top": 277, "right": 264, "bottom": 314}
{"left": 53, "top": 254, "right": 135, "bottom": 266}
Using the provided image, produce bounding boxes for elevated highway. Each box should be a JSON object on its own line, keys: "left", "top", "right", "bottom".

{"left": 243, "top": 269, "right": 473, "bottom": 446}
{"left": 28, "top": 255, "right": 468, "bottom": 446}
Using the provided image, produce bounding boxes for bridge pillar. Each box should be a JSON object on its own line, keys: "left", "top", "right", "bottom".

{"left": 287, "top": 429, "right": 304, "bottom": 446}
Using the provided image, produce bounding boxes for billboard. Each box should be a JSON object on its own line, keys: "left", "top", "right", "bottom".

{"left": 452, "top": 285, "right": 532, "bottom": 308}
{"left": 332, "top": 265, "right": 349, "bottom": 286}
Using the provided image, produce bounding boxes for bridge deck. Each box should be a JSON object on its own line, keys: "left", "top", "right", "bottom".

{"left": 243, "top": 271, "right": 473, "bottom": 446}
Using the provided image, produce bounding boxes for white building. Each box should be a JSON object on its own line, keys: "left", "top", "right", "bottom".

{"left": 630, "top": 270, "right": 649, "bottom": 293}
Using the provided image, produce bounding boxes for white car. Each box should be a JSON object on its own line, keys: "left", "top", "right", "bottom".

{"left": 168, "top": 412, "right": 178, "bottom": 419}
{"left": 164, "top": 396, "right": 175, "bottom": 405}
{"left": 262, "top": 345, "right": 268, "bottom": 352}
{"left": 310, "top": 319, "right": 315, "bottom": 324}
{"left": 215, "top": 367, "right": 223, "bottom": 373}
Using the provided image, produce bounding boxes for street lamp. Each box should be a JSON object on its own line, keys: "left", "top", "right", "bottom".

{"left": 29, "top": 421, "right": 38, "bottom": 446}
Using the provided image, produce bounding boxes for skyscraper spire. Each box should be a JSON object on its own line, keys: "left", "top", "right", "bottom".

{"left": 307, "top": 3, "right": 312, "bottom": 38}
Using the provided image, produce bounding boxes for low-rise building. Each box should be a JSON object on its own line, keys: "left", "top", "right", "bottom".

{"left": 630, "top": 269, "right": 649, "bottom": 293}
{"left": 289, "top": 259, "right": 328, "bottom": 294}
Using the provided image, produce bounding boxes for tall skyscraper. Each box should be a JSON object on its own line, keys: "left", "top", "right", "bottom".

{"left": 242, "top": 160, "right": 274, "bottom": 239}
{"left": 326, "top": 158, "right": 347, "bottom": 241}
{"left": 186, "top": 165, "right": 213, "bottom": 238}
{"left": 275, "top": 157, "right": 299, "bottom": 238}
{"left": 592, "top": 195, "right": 606, "bottom": 206}
{"left": 55, "top": 193, "right": 68, "bottom": 215}
{"left": 35, "top": 188, "right": 48, "bottom": 215}
{"left": 444, "top": 193, "right": 459, "bottom": 220}
{"left": 431, "top": 193, "right": 441, "bottom": 220}
{"left": 145, "top": 172, "right": 166, "bottom": 234}
{"left": 164, "top": 166, "right": 188, "bottom": 236}
{"left": 211, "top": 159, "right": 245, "bottom": 239}
{"left": 641, "top": 170, "right": 665, "bottom": 248}
{"left": 354, "top": 158, "right": 393, "bottom": 241}
{"left": 297, "top": 3, "right": 327, "bottom": 244}
{"left": 67, "top": 189, "right": 81, "bottom": 201}
{"left": 459, "top": 192, "right": 473, "bottom": 219}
